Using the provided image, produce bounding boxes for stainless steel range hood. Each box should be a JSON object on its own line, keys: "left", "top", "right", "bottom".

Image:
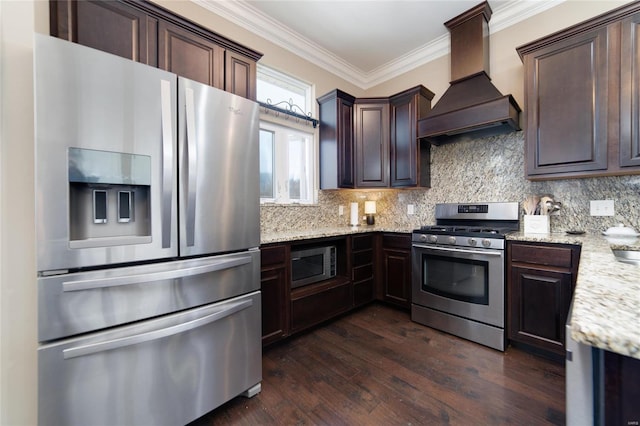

{"left": 418, "top": 1, "right": 521, "bottom": 145}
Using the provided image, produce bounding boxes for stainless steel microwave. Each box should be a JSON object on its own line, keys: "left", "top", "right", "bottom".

{"left": 291, "top": 245, "right": 336, "bottom": 288}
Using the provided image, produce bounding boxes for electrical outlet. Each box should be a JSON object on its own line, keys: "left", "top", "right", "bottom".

{"left": 338, "top": 205, "right": 344, "bottom": 216}
{"left": 407, "top": 204, "right": 415, "bottom": 215}
{"left": 590, "top": 200, "right": 615, "bottom": 216}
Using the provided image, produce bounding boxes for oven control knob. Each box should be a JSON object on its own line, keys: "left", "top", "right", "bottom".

{"left": 448, "top": 236, "right": 457, "bottom": 245}
{"left": 419, "top": 234, "right": 428, "bottom": 242}
{"left": 468, "top": 238, "right": 477, "bottom": 246}
{"left": 482, "top": 239, "right": 492, "bottom": 248}
{"left": 428, "top": 235, "right": 438, "bottom": 243}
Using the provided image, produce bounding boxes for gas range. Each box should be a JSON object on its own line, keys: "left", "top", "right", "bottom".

{"left": 410, "top": 202, "right": 520, "bottom": 351}
{"left": 411, "top": 202, "right": 520, "bottom": 250}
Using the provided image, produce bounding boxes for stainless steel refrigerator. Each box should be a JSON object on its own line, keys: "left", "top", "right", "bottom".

{"left": 34, "top": 34, "right": 261, "bottom": 426}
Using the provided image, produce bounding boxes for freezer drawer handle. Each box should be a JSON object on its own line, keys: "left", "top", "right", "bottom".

{"left": 62, "top": 255, "right": 252, "bottom": 292}
{"left": 62, "top": 298, "right": 253, "bottom": 359}
{"left": 160, "top": 79, "right": 174, "bottom": 248}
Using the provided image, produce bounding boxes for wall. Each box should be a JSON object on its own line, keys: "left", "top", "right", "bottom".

{"left": 0, "top": 1, "right": 38, "bottom": 425}
{"left": 262, "top": 131, "right": 640, "bottom": 234}
{"left": 151, "top": 0, "right": 368, "bottom": 99}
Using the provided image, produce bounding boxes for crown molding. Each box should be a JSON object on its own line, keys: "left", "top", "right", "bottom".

{"left": 194, "top": 0, "right": 565, "bottom": 90}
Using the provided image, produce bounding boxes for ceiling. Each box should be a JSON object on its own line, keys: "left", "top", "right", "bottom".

{"left": 196, "top": 0, "right": 565, "bottom": 89}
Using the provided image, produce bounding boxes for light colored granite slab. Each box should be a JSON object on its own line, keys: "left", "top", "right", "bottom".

{"left": 261, "top": 226, "right": 413, "bottom": 245}
{"left": 508, "top": 232, "right": 640, "bottom": 360}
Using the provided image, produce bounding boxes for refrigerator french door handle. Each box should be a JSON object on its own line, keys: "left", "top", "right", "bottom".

{"left": 62, "top": 298, "right": 253, "bottom": 359}
{"left": 62, "top": 255, "right": 253, "bottom": 292}
{"left": 185, "top": 87, "right": 197, "bottom": 247}
{"left": 160, "top": 79, "right": 174, "bottom": 248}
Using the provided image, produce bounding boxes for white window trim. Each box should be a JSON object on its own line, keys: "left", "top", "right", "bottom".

{"left": 259, "top": 119, "right": 318, "bottom": 205}
{"left": 257, "top": 64, "right": 319, "bottom": 205}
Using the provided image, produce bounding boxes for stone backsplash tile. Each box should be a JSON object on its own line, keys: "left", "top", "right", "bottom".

{"left": 261, "top": 131, "right": 640, "bottom": 234}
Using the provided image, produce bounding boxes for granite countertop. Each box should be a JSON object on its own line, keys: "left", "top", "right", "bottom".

{"left": 508, "top": 232, "right": 640, "bottom": 360}
{"left": 260, "top": 225, "right": 414, "bottom": 244}
{"left": 262, "top": 227, "right": 640, "bottom": 360}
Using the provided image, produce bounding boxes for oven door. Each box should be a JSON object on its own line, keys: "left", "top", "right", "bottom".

{"left": 411, "top": 243, "right": 505, "bottom": 327}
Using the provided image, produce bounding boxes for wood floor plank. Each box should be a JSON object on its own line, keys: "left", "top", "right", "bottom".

{"left": 188, "top": 303, "right": 566, "bottom": 426}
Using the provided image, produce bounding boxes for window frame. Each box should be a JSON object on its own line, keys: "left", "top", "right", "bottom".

{"left": 257, "top": 65, "right": 318, "bottom": 205}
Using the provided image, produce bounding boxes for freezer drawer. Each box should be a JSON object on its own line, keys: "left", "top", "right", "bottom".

{"left": 38, "top": 291, "right": 262, "bottom": 426}
{"left": 38, "top": 250, "right": 260, "bottom": 342}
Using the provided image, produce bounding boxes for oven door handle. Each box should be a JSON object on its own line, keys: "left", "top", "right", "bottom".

{"left": 412, "top": 244, "right": 503, "bottom": 256}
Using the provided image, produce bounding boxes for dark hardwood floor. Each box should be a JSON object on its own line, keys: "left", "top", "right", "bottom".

{"left": 190, "top": 303, "right": 566, "bottom": 425}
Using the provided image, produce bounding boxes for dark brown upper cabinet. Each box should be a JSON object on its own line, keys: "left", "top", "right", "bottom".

{"left": 158, "top": 20, "right": 224, "bottom": 89}
{"left": 50, "top": 0, "right": 158, "bottom": 65}
{"left": 354, "top": 98, "right": 390, "bottom": 188}
{"left": 620, "top": 12, "right": 640, "bottom": 167}
{"left": 49, "top": 0, "right": 262, "bottom": 100}
{"left": 390, "top": 86, "right": 434, "bottom": 187}
{"left": 318, "top": 90, "right": 356, "bottom": 189}
{"left": 517, "top": 2, "right": 640, "bottom": 180}
{"left": 318, "top": 85, "right": 433, "bottom": 189}
{"left": 225, "top": 51, "right": 257, "bottom": 101}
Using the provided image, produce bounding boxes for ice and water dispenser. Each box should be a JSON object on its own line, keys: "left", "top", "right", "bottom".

{"left": 68, "top": 148, "right": 152, "bottom": 247}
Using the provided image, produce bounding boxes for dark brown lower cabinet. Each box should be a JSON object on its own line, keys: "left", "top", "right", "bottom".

{"left": 507, "top": 241, "right": 581, "bottom": 359}
{"left": 380, "top": 233, "right": 412, "bottom": 309}
{"left": 604, "top": 350, "right": 640, "bottom": 423}
{"left": 290, "top": 278, "right": 353, "bottom": 333}
{"left": 351, "top": 234, "right": 375, "bottom": 307}
{"left": 260, "top": 245, "right": 289, "bottom": 347}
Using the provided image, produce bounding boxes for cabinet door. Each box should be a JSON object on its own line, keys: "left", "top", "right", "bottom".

{"left": 390, "top": 96, "right": 417, "bottom": 187}
{"left": 50, "top": 0, "right": 158, "bottom": 65}
{"left": 261, "top": 266, "right": 288, "bottom": 346}
{"left": 389, "top": 88, "right": 432, "bottom": 188}
{"left": 338, "top": 99, "right": 356, "bottom": 188}
{"left": 380, "top": 234, "right": 411, "bottom": 309}
{"left": 260, "top": 245, "right": 289, "bottom": 346}
{"left": 158, "top": 20, "right": 224, "bottom": 89}
{"left": 523, "top": 26, "right": 609, "bottom": 177}
{"left": 509, "top": 266, "right": 573, "bottom": 355}
{"left": 604, "top": 350, "right": 640, "bottom": 424}
{"left": 318, "top": 90, "right": 356, "bottom": 189}
{"left": 620, "top": 13, "right": 640, "bottom": 167}
{"left": 225, "top": 51, "right": 257, "bottom": 100}
{"left": 355, "top": 101, "right": 390, "bottom": 187}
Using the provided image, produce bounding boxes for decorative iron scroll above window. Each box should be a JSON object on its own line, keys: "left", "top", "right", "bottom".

{"left": 259, "top": 98, "right": 318, "bottom": 128}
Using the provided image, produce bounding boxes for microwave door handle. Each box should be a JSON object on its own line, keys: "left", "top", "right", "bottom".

{"left": 62, "top": 298, "right": 253, "bottom": 359}
{"left": 160, "top": 79, "right": 174, "bottom": 249}
{"left": 184, "top": 87, "right": 197, "bottom": 247}
{"left": 62, "top": 255, "right": 252, "bottom": 292}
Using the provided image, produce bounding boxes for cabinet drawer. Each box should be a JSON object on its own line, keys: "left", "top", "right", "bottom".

{"left": 353, "top": 264, "right": 373, "bottom": 282}
{"left": 261, "top": 245, "right": 287, "bottom": 267}
{"left": 382, "top": 233, "right": 410, "bottom": 250}
{"left": 291, "top": 280, "right": 352, "bottom": 332}
{"left": 352, "top": 234, "right": 374, "bottom": 251}
{"left": 510, "top": 243, "right": 574, "bottom": 268}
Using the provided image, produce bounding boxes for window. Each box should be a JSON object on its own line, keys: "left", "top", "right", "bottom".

{"left": 257, "top": 65, "right": 316, "bottom": 204}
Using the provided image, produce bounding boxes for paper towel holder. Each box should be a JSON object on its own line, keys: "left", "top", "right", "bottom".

{"left": 349, "top": 202, "right": 360, "bottom": 226}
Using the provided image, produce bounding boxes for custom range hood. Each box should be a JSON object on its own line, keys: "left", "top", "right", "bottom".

{"left": 418, "top": 1, "right": 520, "bottom": 145}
